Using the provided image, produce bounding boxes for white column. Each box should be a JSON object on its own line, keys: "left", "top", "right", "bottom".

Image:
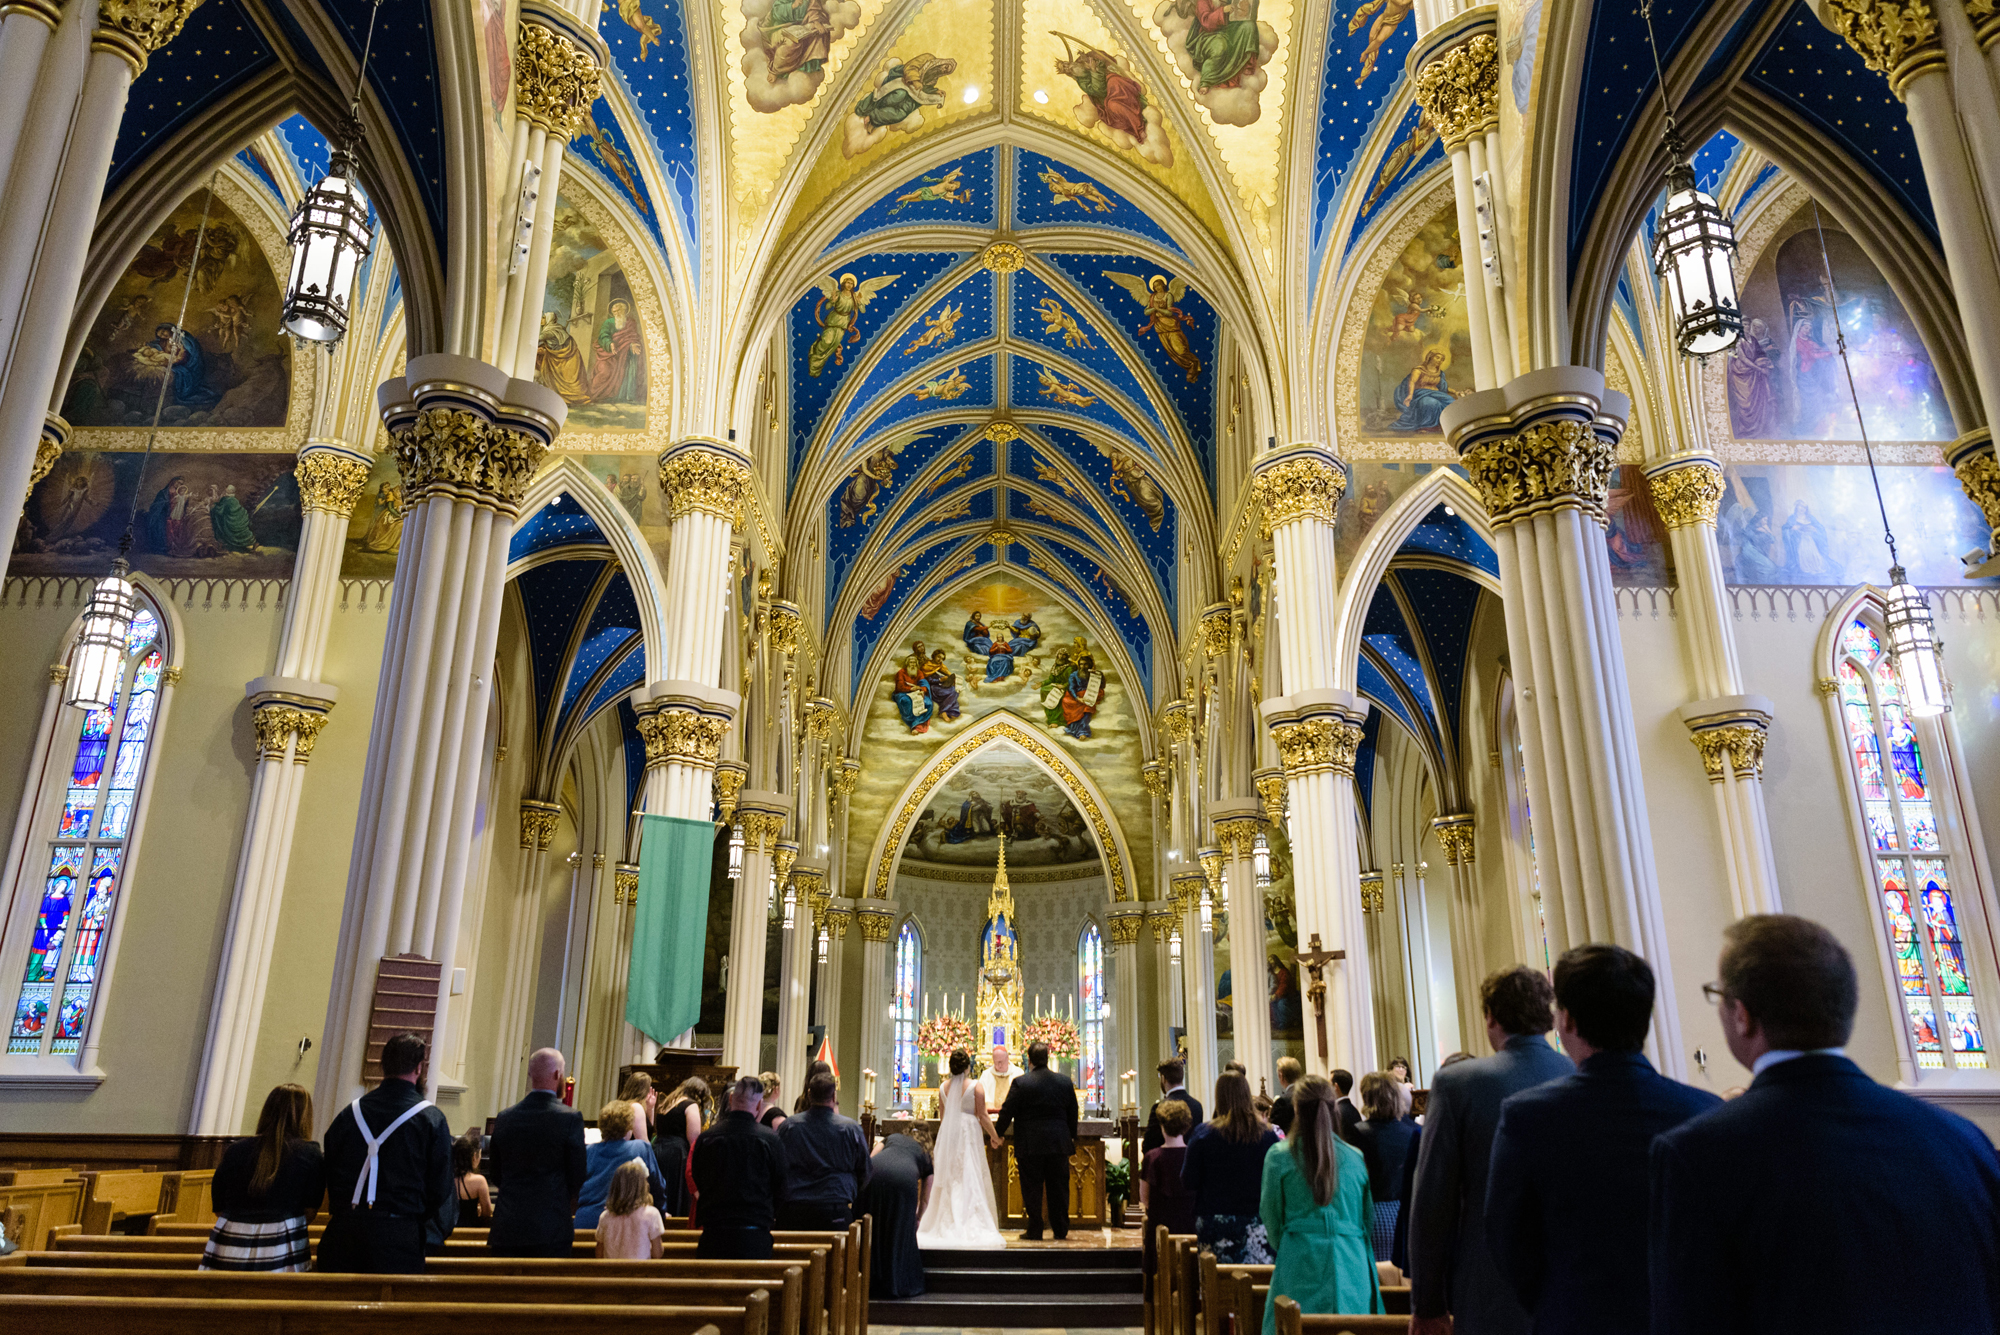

{"left": 1251, "top": 444, "right": 1377, "bottom": 1076}
{"left": 1215, "top": 814, "right": 1272, "bottom": 1093}
{"left": 1108, "top": 908, "right": 1145, "bottom": 1107}
{"left": 1443, "top": 368, "right": 1684, "bottom": 1076}
{"left": 189, "top": 443, "right": 371, "bottom": 1133}
{"left": 1431, "top": 815, "right": 1487, "bottom": 1053}
{"left": 1150, "top": 907, "right": 1177, "bottom": 1068}
{"left": 315, "top": 358, "right": 564, "bottom": 1109}
{"left": 855, "top": 903, "right": 898, "bottom": 1100}
{"left": 773, "top": 848, "right": 812, "bottom": 1087}
{"left": 491, "top": 800, "right": 561, "bottom": 1089}
{"left": 723, "top": 803, "right": 784, "bottom": 1073}
{"left": 1174, "top": 871, "right": 1216, "bottom": 1099}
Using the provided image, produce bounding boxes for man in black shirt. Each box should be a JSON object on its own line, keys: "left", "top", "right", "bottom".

{"left": 486, "top": 1047, "right": 588, "bottom": 1256}
{"left": 996, "top": 1040, "right": 1079, "bottom": 1241}
{"left": 1271, "top": 1056, "right": 1304, "bottom": 1133}
{"left": 319, "top": 1032, "right": 455, "bottom": 1274}
{"left": 1332, "top": 1068, "right": 1363, "bottom": 1142}
{"left": 1141, "top": 1059, "right": 1204, "bottom": 1153}
{"left": 692, "top": 1074, "right": 788, "bottom": 1258}
{"left": 776, "top": 1070, "right": 870, "bottom": 1230}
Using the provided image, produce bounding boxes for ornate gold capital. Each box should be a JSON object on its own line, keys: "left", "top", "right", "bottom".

{"left": 93, "top": 0, "right": 203, "bottom": 74}
{"left": 520, "top": 799, "right": 562, "bottom": 851}
{"left": 1199, "top": 604, "right": 1233, "bottom": 657}
{"left": 392, "top": 407, "right": 547, "bottom": 515}
{"left": 1214, "top": 816, "right": 1262, "bottom": 860}
{"left": 1412, "top": 32, "right": 1500, "bottom": 151}
{"left": 739, "top": 808, "right": 787, "bottom": 854}
{"left": 660, "top": 443, "right": 752, "bottom": 526}
{"left": 1948, "top": 431, "right": 2000, "bottom": 538}
{"left": 713, "top": 762, "right": 748, "bottom": 823}
{"left": 1432, "top": 814, "right": 1477, "bottom": 866}
{"left": 1169, "top": 872, "right": 1206, "bottom": 916}
{"left": 1160, "top": 702, "right": 1193, "bottom": 744}
{"left": 768, "top": 600, "right": 804, "bottom": 655}
{"left": 826, "top": 905, "right": 853, "bottom": 938}
{"left": 1197, "top": 847, "right": 1224, "bottom": 896}
{"left": 637, "top": 706, "right": 730, "bottom": 770}
{"left": 981, "top": 241, "right": 1027, "bottom": 272}
{"left": 1140, "top": 761, "right": 1170, "bottom": 800}
{"left": 296, "top": 450, "right": 373, "bottom": 516}
{"left": 831, "top": 759, "right": 861, "bottom": 798}
{"left": 772, "top": 840, "right": 800, "bottom": 885}
{"left": 1822, "top": 0, "right": 1945, "bottom": 97}
{"left": 856, "top": 908, "right": 897, "bottom": 943}
{"left": 516, "top": 20, "right": 603, "bottom": 138}
{"left": 1647, "top": 460, "right": 1724, "bottom": 529}
{"left": 1251, "top": 450, "right": 1347, "bottom": 536}
{"left": 1104, "top": 913, "right": 1141, "bottom": 946}
{"left": 1253, "top": 766, "right": 1288, "bottom": 827}
{"left": 615, "top": 863, "right": 640, "bottom": 905}
{"left": 252, "top": 703, "right": 328, "bottom": 764}
{"left": 1969, "top": 0, "right": 2000, "bottom": 51}
{"left": 1147, "top": 908, "right": 1177, "bottom": 942}
{"left": 1689, "top": 723, "right": 1768, "bottom": 782}
{"left": 29, "top": 416, "right": 65, "bottom": 496}
{"left": 1360, "top": 872, "right": 1385, "bottom": 915}
{"left": 1463, "top": 419, "right": 1616, "bottom": 528}
{"left": 802, "top": 697, "right": 839, "bottom": 744}
{"left": 1272, "top": 716, "right": 1364, "bottom": 778}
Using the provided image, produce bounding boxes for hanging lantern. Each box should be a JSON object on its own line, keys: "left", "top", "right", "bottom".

{"left": 1252, "top": 831, "right": 1271, "bottom": 889}
{"left": 67, "top": 560, "right": 136, "bottom": 711}
{"left": 727, "top": 824, "right": 745, "bottom": 879}
{"left": 282, "top": 148, "right": 374, "bottom": 343}
{"left": 1653, "top": 160, "right": 1742, "bottom": 358}
{"left": 1198, "top": 890, "right": 1213, "bottom": 935}
{"left": 1884, "top": 570, "right": 1949, "bottom": 716}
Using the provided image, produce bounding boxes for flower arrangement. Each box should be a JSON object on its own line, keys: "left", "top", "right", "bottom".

{"left": 1023, "top": 1014, "right": 1081, "bottom": 1058}
{"left": 917, "top": 1012, "right": 976, "bottom": 1058}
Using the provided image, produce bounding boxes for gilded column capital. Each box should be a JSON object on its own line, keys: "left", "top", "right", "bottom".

{"left": 713, "top": 761, "right": 749, "bottom": 823}
{"left": 390, "top": 408, "right": 548, "bottom": 515}
{"left": 1688, "top": 722, "right": 1769, "bottom": 782}
{"left": 1412, "top": 32, "right": 1500, "bottom": 151}
{"left": 1645, "top": 456, "right": 1724, "bottom": 529}
{"left": 1820, "top": 0, "right": 1946, "bottom": 97}
{"left": 1432, "top": 813, "right": 1477, "bottom": 866}
{"left": 738, "top": 808, "right": 788, "bottom": 854}
{"left": 1968, "top": 0, "right": 2000, "bottom": 50}
{"left": 1251, "top": 444, "right": 1347, "bottom": 536}
{"left": 1360, "top": 872, "right": 1386, "bottom": 915}
{"left": 769, "top": 600, "right": 804, "bottom": 655}
{"left": 614, "top": 863, "right": 640, "bottom": 905}
{"left": 515, "top": 19, "right": 603, "bottom": 138}
{"left": 1160, "top": 702, "right": 1193, "bottom": 744}
{"left": 1147, "top": 907, "right": 1177, "bottom": 942}
{"left": 1169, "top": 871, "right": 1206, "bottom": 916}
{"left": 1140, "top": 760, "right": 1170, "bottom": 799}
{"left": 659, "top": 439, "right": 753, "bottom": 526}
{"left": 1214, "top": 816, "right": 1262, "bottom": 860}
{"left": 1462, "top": 418, "right": 1616, "bottom": 528}
{"left": 1107, "top": 912, "right": 1146, "bottom": 946}
{"left": 252, "top": 702, "right": 329, "bottom": 764}
{"left": 93, "top": 0, "right": 203, "bottom": 74}
{"left": 1253, "top": 766, "right": 1288, "bottom": 826}
{"left": 29, "top": 414, "right": 66, "bottom": 496}
{"left": 1197, "top": 846, "right": 1224, "bottom": 897}
{"left": 1947, "top": 429, "right": 2000, "bottom": 544}
{"left": 1271, "top": 716, "right": 1364, "bottom": 778}
{"left": 856, "top": 906, "right": 898, "bottom": 943}
{"left": 831, "top": 759, "right": 862, "bottom": 799}
{"left": 1199, "top": 602, "right": 1233, "bottom": 657}
{"left": 296, "top": 445, "right": 374, "bottom": 517}
{"left": 772, "top": 839, "right": 800, "bottom": 886}
{"left": 520, "top": 799, "right": 562, "bottom": 851}
{"left": 825, "top": 905, "right": 853, "bottom": 938}
{"left": 636, "top": 705, "right": 731, "bottom": 769}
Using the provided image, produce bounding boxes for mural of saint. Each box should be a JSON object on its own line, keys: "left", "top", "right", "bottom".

{"left": 15, "top": 452, "right": 299, "bottom": 577}
{"left": 536, "top": 201, "right": 649, "bottom": 430}
{"left": 1152, "top": 0, "right": 1280, "bottom": 126}
{"left": 807, "top": 271, "right": 901, "bottom": 378}
{"left": 1097, "top": 442, "right": 1167, "bottom": 532}
{"left": 1052, "top": 34, "right": 1173, "bottom": 167}
{"left": 839, "top": 439, "right": 904, "bottom": 526}
{"left": 741, "top": 0, "right": 862, "bottom": 113}
{"left": 360, "top": 480, "right": 405, "bottom": 553}
{"left": 1358, "top": 211, "right": 1474, "bottom": 437}
{"left": 1393, "top": 348, "right": 1458, "bottom": 431}
{"left": 843, "top": 52, "right": 957, "bottom": 157}
{"left": 1102, "top": 271, "right": 1204, "bottom": 382}
{"left": 965, "top": 607, "right": 1042, "bottom": 683}
{"left": 893, "top": 651, "right": 934, "bottom": 734}
{"left": 1039, "top": 641, "right": 1106, "bottom": 738}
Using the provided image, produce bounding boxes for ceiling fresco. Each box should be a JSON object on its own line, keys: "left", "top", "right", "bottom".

{"left": 902, "top": 740, "right": 1101, "bottom": 870}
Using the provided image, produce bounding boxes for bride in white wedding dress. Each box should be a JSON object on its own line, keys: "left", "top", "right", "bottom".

{"left": 916, "top": 1049, "right": 1009, "bottom": 1249}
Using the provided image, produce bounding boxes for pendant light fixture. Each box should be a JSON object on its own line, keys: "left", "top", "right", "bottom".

{"left": 1640, "top": 0, "right": 1742, "bottom": 358}
{"left": 66, "top": 172, "right": 221, "bottom": 711}
{"left": 281, "top": 0, "right": 383, "bottom": 343}
{"left": 1809, "top": 205, "right": 1949, "bottom": 716}
{"left": 1252, "top": 830, "right": 1271, "bottom": 889}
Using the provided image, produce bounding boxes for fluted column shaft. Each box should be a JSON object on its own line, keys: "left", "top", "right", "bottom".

{"left": 1215, "top": 815, "right": 1271, "bottom": 1092}
{"left": 1431, "top": 815, "right": 1486, "bottom": 1052}
{"left": 1412, "top": 25, "right": 1512, "bottom": 390}
{"left": 1174, "top": 871, "right": 1217, "bottom": 1099}
{"left": 722, "top": 805, "right": 784, "bottom": 1072}
{"left": 855, "top": 904, "right": 898, "bottom": 1104}
{"left": 1108, "top": 910, "right": 1145, "bottom": 1109}
{"left": 774, "top": 853, "right": 815, "bottom": 1089}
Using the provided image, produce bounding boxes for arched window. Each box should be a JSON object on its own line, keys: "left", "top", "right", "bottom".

{"left": 892, "top": 919, "right": 921, "bottom": 1107}
{"left": 1831, "top": 614, "right": 1987, "bottom": 1072}
{"left": 1078, "top": 920, "right": 1105, "bottom": 1110}
{"left": 7, "top": 600, "right": 170, "bottom": 1061}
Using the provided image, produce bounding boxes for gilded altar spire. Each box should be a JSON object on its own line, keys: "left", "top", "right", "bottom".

{"left": 987, "top": 829, "right": 1014, "bottom": 921}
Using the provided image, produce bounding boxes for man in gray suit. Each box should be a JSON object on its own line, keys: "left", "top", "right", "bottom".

{"left": 1409, "top": 966, "right": 1573, "bottom": 1335}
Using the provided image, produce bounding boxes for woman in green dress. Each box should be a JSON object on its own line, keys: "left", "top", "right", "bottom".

{"left": 1260, "top": 1074, "right": 1383, "bottom": 1334}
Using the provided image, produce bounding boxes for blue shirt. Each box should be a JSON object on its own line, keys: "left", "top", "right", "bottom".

{"left": 573, "top": 1137, "right": 667, "bottom": 1228}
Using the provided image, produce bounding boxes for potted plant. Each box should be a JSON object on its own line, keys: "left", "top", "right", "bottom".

{"left": 1105, "top": 1157, "right": 1132, "bottom": 1228}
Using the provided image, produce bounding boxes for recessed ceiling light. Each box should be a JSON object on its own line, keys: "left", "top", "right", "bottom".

{"left": 1033, "top": 89, "right": 1049, "bottom": 104}
{"left": 1443, "top": 505, "right": 1456, "bottom": 516}
{"left": 963, "top": 85, "right": 980, "bottom": 103}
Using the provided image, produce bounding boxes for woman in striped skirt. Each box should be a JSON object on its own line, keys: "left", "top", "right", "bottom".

{"left": 201, "top": 1083, "right": 326, "bottom": 1272}
{"left": 1346, "top": 1072, "right": 1417, "bottom": 1262}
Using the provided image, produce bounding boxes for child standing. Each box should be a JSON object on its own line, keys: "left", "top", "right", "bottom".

{"left": 595, "top": 1158, "right": 665, "bottom": 1259}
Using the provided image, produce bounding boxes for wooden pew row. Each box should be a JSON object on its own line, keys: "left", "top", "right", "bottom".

{"left": 0, "top": 1264, "right": 800, "bottom": 1335}
{"left": 1169, "top": 1233, "right": 1203, "bottom": 1335}
{"left": 1272, "top": 1295, "right": 1408, "bottom": 1335}
{"left": 1215, "top": 1270, "right": 1415, "bottom": 1335}
{"left": 0, "top": 1169, "right": 83, "bottom": 1187}
{"left": 0, "top": 1294, "right": 748, "bottom": 1335}
{"left": 0, "top": 1178, "right": 83, "bottom": 1253}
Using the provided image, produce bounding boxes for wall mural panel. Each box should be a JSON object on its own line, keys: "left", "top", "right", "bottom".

{"left": 64, "top": 188, "right": 289, "bottom": 430}
{"left": 535, "top": 198, "right": 648, "bottom": 432}
{"left": 14, "top": 450, "right": 300, "bottom": 578}
{"left": 341, "top": 451, "right": 406, "bottom": 580}
{"left": 903, "top": 740, "right": 1099, "bottom": 870}
{"left": 1353, "top": 207, "right": 1470, "bottom": 438}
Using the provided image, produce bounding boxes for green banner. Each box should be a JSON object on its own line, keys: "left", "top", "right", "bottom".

{"left": 626, "top": 813, "right": 714, "bottom": 1044}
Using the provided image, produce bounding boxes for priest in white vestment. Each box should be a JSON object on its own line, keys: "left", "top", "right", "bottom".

{"left": 976, "top": 1044, "right": 1017, "bottom": 1109}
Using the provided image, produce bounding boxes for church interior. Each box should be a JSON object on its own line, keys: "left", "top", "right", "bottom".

{"left": 1, "top": 0, "right": 1999, "bottom": 1305}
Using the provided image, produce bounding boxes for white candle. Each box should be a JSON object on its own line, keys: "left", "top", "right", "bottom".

{"left": 924, "top": 993, "right": 930, "bottom": 1018}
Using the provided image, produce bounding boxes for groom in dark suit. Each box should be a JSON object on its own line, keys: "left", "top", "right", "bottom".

{"left": 995, "top": 1040, "right": 1078, "bottom": 1240}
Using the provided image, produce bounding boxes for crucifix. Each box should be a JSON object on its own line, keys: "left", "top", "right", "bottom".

{"left": 1295, "top": 932, "right": 1346, "bottom": 1068}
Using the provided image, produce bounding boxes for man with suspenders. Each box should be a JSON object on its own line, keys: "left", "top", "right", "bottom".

{"left": 319, "top": 1031, "right": 456, "bottom": 1273}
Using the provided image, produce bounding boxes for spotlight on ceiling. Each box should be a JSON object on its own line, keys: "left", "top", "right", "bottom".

{"left": 962, "top": 85, "right": 979, "bottom": 103}
{"left": 1444, "top": 504, "right": 1456, "bottom": 517}
{"left": 1033, "top": 89, "right": 1049, "bottom": 104}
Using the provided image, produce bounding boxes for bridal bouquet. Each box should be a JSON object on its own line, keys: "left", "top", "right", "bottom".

{"left": 917, "top": 1013, "right": 976, "bottom": 1058}
{"left": 1022, "top": 1014, "right": 1080, "bottom": 1058}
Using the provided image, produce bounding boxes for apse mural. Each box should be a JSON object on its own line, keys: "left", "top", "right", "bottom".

{"left": 341, "top": 451, "right": 406, "bottom": 579}
{"left": 534, "top": 199, "right": 648, "bottom": 431}
{"left": 1726, "top": 208, "right": 1948, "bottom": 443}
{"left": 1356, "top": 210, "right": 1472, "bottom": 437}
{"left": 903, "top": 742, "right": 1099, "bottom": 869}
{"left": 14, "top": 450, "right": 300, "bottom": 578}
{"left": 63, "top": 188, "right": 289, "bottom": 430}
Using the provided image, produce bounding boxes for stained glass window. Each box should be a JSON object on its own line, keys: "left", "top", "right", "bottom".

{"left": 1079, "top": 922, "right": 1105, "bottom": 1112}
{"left": 892, "top": 920, "right": 920, "bottom": 1108}
{"left": 7, "top": 602, "right": 166, "bottom": 1060}
{"left": 1835, "top": 616, "right": 1986, "bottom": 1071}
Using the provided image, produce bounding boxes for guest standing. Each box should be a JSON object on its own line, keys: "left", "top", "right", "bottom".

{"left": 1347, "top": 1072, "right": 1415, "bottom": 1262}
{"left": 617, "top": 1072, "right": 657, "bottom": 1140}
{"left": 1650, "top": 915, "right": 2000, "bottom": 1335}
{"left": 449, "top": 1130, "right": 492, "bottom": 1229}
{"left": 995, "top": 1040, "right": 1080, "bottom": 1241}
{"left": 1485, "top": 944, "right": 1720, "bottom": 1335}
{"left": 486, "top": 1047, "right": 588, "bottom": 1257}
{"left": 1260, "top": 1074, "right": 1382, "bottom": 1335}
{"left": 1408, "top": 968, "right": 1573, "bottom": 1335}
{"left": 1329, "top": 1070, "right": 1362, "bottom": 1142}
{"left": 1182, "top": 1071, "right": 1280, "bottom": 1263}
{"left": 653, "top": 1077, "right": 710, "bottom": 1216}
{"left": 595, "top": 1159, "right": 666, "bottom": 1259}
{"left": 319, "top": 1033, "right": 455, "bottom": 1274}
{"left": 691, "top": 1075, "right": 788, "bottom": 1259}
{"left": 1142, "top": 1060, "right": 1204, "bottom": 1153}
{"left": 576, "top": 1100, "right": 669, "bottom": 1227}
{"left": 1270, "top": 1057, "right": 1304, "bottom": 1134}
{"left": 758, "top": 1072, "right": 787, "bottom": 1129}
{"left": 1139, "top": 1097, "right": 1197, "bottom": 1273}
{"left": 202, "top": 1083, "right": 327, "bottom": 1272}
{"left": 777, "top": 1070, "right": 871, "bottom": 1231}
{"left": 862, "top": 1126, "right": 934, "bottom": 1297}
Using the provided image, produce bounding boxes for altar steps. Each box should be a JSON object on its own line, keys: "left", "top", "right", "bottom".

{"left": 872, "top": 1245, "right": 1145, "bottom": 1328}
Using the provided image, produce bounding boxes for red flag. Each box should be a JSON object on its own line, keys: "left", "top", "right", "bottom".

{"left": 815, "top": 1035, "right": 839, "bottom": 1082}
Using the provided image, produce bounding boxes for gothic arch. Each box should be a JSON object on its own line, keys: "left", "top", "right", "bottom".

{"left": 861, "top": 711, "right": 1139, "bottom": 905}
{"left": 511, "top": 456, "right": 667, "bottom": 678}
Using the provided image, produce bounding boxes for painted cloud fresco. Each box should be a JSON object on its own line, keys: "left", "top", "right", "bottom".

{"left": 1357, "top": 210, "right": 1472, "bottom": 437}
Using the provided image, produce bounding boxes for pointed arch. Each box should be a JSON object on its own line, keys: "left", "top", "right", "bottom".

{"left": 862, "top": 712, "right": 1138, "bottom": 904}
{"left": 511, "top": 457, "right": 667, "bottom": 676}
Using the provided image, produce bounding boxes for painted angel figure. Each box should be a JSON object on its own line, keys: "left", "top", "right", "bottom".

{"left": 1102, "top": 271, "right": 1204, "bottom": 382}
{"left": 807, "top": 271, "right": 900, "bottom": 377}
{"left": 844, "top": 53, "right": 957, "bottom": 157}
{"left": 1036, "top": 297, "right": 1094, "bottom": 349}
{"left": 1040, "top": 166, "right": 1115, "bottom": 213}
{"left": 903, "top": 301, "right": 963, "bottom": 354}
{"left": 1037, "top": 368, "right": 1097, "bottom": 407}
{"left": 889, "top": 165, "right": 973, "bottom": 214}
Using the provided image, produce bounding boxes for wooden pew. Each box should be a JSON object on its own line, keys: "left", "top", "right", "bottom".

{"left": 1167, "top": 1232, "right": 1203, "bottom": 1335}
{"left": 0, "top": 1169, "right": 82, "bottom": 1187}
{"left": 0, "top": 1177, "right": 84, "bottom": 1251}
{"left": 152, "top": 1170, "right": 215, "bottom": 1226}
{"left": 77, "top": 1169, "right": 166, "bottom": 1234}
{"left": 0, "top": 1264, "right": 799, "bottom": 1335}
{"left": 0, "top": 1294, "right": 748, "bottom": 1335}
{"left": 1271, "top": 1295, "right": 1410, "bottom": 1335}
